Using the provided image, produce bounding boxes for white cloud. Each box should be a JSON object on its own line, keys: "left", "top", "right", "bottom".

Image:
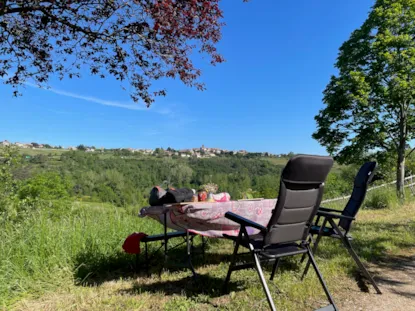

{"left": 23, "top": 81, "right": 170, "bottom": 114}
{"left": 46, "top": 87, "right": 148, "bottom": 111}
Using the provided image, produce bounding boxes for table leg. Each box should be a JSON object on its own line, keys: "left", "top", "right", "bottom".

{"left": 187, "top": 230, "right": 197, "bottom": 279}
{"left": 164, "top": 212, "right": 168, "bottom": 261}
{"left": 158, "top": 212, "right": 168, "bottom": 277}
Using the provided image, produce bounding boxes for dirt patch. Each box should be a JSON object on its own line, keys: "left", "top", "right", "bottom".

{"left": 337, "top": 249, "right": 415, "bottom": 311}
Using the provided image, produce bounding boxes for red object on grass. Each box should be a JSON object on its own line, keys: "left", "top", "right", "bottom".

{"left": 122, "top": 232, "right": 148, "bottom": 254}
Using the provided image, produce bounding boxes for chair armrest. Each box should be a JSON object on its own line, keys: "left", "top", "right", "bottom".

{"left": 317, "top": 210, "right": 355, "bottom": 221}
{"left": 319, "top": 207, "right": 342, "bottom": 213}
{"left": 225, "top": 212, "right": 267, "bottom": 233}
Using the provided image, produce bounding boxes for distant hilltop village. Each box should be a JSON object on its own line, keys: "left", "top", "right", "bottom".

{"left": 0, "top": 140, "right": 290, "bottom": 158}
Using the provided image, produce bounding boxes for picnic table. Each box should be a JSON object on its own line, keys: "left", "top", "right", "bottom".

{"left": 138, "top": 199, "right": 277, "bottom": 277}
{"left": 140, "top": 199, "right": 277, "bottom": 237}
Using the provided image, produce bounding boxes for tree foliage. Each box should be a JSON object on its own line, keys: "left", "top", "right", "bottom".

{"left": 0, "top": 0, "right": 226, "bottom": 105}
{"left": 0, "top": 146, "right": 18, "bottom": 215}
{"left": 2, "top": 148, "right": 361, "bottom": 209}
{"left": 18, "top": 171, "right": 71, "bottom": 200}
{"left": 313, "top": 0, "right": 415, "bottom": 197}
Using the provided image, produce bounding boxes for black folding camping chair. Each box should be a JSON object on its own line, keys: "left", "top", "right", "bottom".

{"left": 302, "top": 161, "right": 382, "bottom": 294}
{"left": 223, "top": 155, "right": 338, "bottom": 311}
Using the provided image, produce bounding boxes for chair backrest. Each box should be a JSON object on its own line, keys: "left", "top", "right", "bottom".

{"left": 339, "top": 161, "right": 377, "bottom": 232}
{"left": 264, "top": 155, "right": 334, "bottom": 246}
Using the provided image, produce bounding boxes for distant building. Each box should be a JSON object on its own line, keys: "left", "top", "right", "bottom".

{"left": 179, "top": 149, "right": 191, "bottom": 153}
{"left": 0, "top": 140, "right": 11, "bottom": 146}
{"left": 14, "top": 142, "right": 32, "bottom": 149}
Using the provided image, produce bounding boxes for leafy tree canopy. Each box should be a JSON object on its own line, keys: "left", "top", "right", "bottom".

{"left": 76, "top": 144, "right": 87, "bottom": 151}
{"left": 313, "top": 0, "right": 415, "bottom": 196}
{"left": 0, "top": 0, "right": 227, "bottom": 106}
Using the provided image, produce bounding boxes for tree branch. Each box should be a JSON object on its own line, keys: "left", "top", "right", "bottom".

{"left": 406, "top": 146, "right": 415, "bottom": 158}
{"left": 376, "top": 115, "right": 399, "bottom": 149}
{"left": 0, "top": 0, "right": 6, "bottom": 15}
{"left": 1, "top": 5, "right": 42, "bottom": 16}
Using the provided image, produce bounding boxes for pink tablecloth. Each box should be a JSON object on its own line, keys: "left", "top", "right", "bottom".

{"left": 139, "top": 199, "right": 277, "bottom": 238}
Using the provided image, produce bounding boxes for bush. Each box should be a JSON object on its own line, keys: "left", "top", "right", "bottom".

{"left": 363, "top": 189, "right": 397, "bottom": 209}
{"left": 29, "top": 154, "right": 48, "bottom": 164}
{"left": 18, "top": 172, "right": 72, "bottom": 200}
{"left": 325, "top": 172, "right": 350, "bottom": 198}
{"left": 0, "top": 146, "right": 20, "bottom": 222}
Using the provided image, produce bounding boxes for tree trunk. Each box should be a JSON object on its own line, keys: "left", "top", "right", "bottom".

{"left": 396, "top": 147, "right": 405, "bottom": 200}
{"left": 397, "top": 110, "right": 407, "bottom": 200}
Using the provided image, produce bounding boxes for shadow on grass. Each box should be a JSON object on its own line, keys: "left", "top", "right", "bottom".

{"left": 74, "top": 250, "right": 138, "bottom": 286}
{"left": 73, "top": 236, "right": 302, "bottom": 291}
{"left": 119, "top": 274, "right": 242, "bottom": 299}
{"left": 73, "top": 237, "right": 235, "bottom": 287}
{"left": 73, "top": 220, "right": 414, "bottom": 300}
{"left": 312, "top": 222, "right": 415, "bottom": 263}
{"left": 374, "top": 252, "right": 415, "bottom": 293}
{"left": 309, "top": 220, "right": 415, "bottom": 294}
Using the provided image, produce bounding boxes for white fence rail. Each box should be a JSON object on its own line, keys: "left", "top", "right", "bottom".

{"left": 321, "top": 174, "right": 415, "bottom": 204}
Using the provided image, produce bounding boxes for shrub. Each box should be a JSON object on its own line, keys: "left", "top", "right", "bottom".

{"left": 363, "top": 189, "right": 397, "bottom": 209}
{"left": 29, "top": 154, "right": 48, "bottom": 164}
{"left": 18, "top": 172, "right": 72, "bottom": 200}
{"left": 325, "top": 172, "right": 350, "bottom": 198}
{"left": 0, "top": 146, "right": 20, "bottom": 222}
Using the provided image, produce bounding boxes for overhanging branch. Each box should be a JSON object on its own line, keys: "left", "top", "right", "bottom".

{"left": 407, "top": 146, "right": 415, "bottom": 158}
{"left": 1, "top": 5, "right": 42, "bottom": 16}
{"left": 0, "top": 1, "right": 6, "bottom": 15}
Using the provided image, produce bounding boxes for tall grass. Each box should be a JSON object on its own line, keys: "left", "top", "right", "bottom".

{"left": 0, "top": 202, "right": 161, "bottom": 308}
{"left": 2, "top": 197, "right": 415, "bottom": 310}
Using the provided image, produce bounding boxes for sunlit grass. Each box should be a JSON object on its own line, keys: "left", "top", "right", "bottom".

{"left": 1, "top": 201, "right": 414, "bottom": 310}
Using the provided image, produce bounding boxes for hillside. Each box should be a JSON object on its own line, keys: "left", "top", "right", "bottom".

{"left": 12, "top": 149, "right": 358, "bottom": 208}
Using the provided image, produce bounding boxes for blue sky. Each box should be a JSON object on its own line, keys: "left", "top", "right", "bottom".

{"left": 0, "top": 0, "right": 374, "bottom": 154}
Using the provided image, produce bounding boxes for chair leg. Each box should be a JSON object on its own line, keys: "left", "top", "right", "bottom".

{"left": 328, "top": 219, "right": 382, "bottom": 295}
{"left": 145, "top": 242, "right": 150, "bottom": 277}
{"left": 250, "top": 244, "right": 276, "bottom": 311}
{"left": 270, "top": 258, "right": 280, "bottom": 281}
{"left": 135, "top": 253, "right": 139, "bottom": 272}
{"left": 300, "top": 235, "right": 313, "bottom": 263}
{"left": 340, "top": 236, "right": 382, "bottom": 294}
{"left": 306, "top": 246, "right": 338, "bottom": 311}
{"left": 223, "top": 234, "right": 241, "bottom": 292}
{"left": 300, "top": 215, "right": 321, "bottom": 264}
{"left": 302, "top": 234, "right": 322, "bottom": 279}
{"left": 302, "top": 219, "right": 327, "bottom": 279}
{"left": 201, "top": 236, "right": 206, "bottom": 259}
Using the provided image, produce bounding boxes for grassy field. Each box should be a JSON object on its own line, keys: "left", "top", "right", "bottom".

{"left": 1, "top": 199, "right": 414, "bottom": 311}
{"left": 18, "top": 148, "right": 69, "bottom": 156}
